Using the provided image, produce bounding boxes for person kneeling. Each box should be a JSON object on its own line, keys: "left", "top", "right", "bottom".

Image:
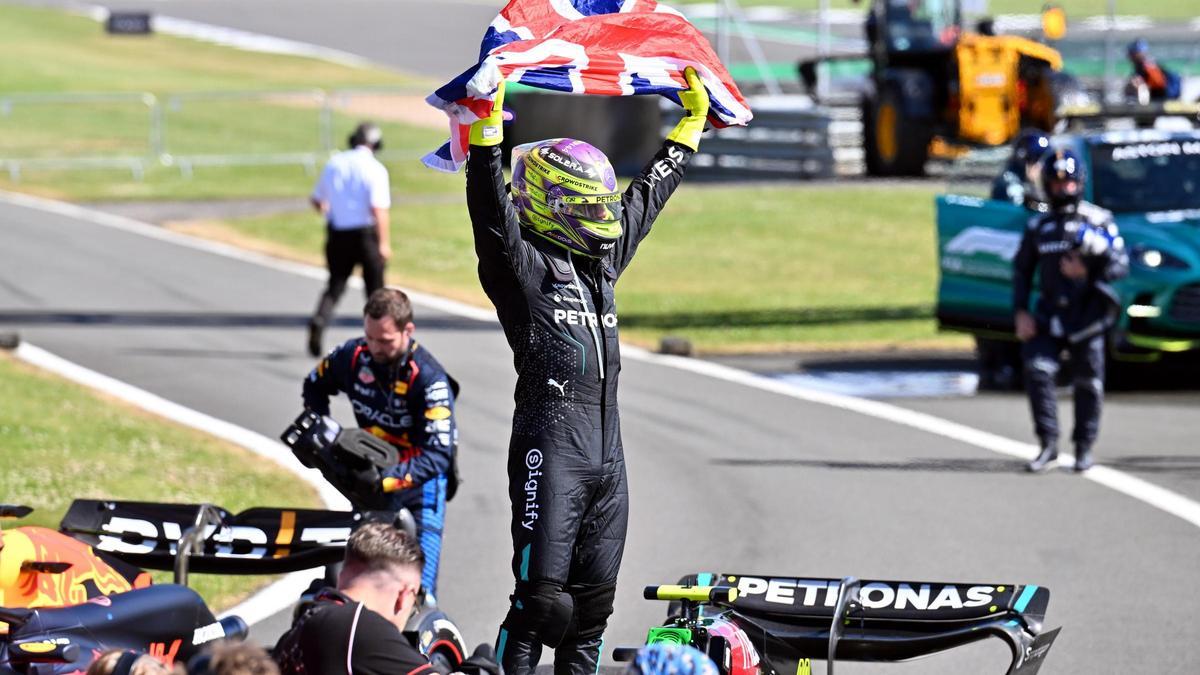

{"left": 275, "top": 523, "right": 496, "bottom": 675}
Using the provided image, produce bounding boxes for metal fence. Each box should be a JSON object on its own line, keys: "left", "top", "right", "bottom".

{"left": 0, "top": 92, "right": 160, "bottom": 181}
{"left": 0, "top": 87, "right": 433, "bottom": 181}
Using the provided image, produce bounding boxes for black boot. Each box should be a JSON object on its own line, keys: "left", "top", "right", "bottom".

{"left": 1027, "top": 442, "right": 1058, "bottom": 473}
{"left": 307, "top": 320, "right": 324, "bottom": 357}
{"left": 496, "top": 629, "right": 541, "bottom": 675}
{"left": 1073, "top": 444, "right": 1094, "bottom": 473}
{"left": 553, "top": 634, "right": 602, "bottom": 675}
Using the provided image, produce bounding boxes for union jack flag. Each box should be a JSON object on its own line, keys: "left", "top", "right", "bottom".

{"left": 422, "top": 0, "right": 752, "bottom": 172}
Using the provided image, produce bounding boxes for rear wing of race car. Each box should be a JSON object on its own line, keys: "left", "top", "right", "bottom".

{"left": 59, "top": 500, "right": 409, "bottom": 583}
{"left": 650, "top": 573, "right": 1061, "bottom": 675}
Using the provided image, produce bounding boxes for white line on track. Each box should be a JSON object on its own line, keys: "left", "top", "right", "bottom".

{"left": 4, "top": 189, "right": 1200, "bottom": 544}
{"left": 10, "top": 340, "right": 350, "bottom": 627}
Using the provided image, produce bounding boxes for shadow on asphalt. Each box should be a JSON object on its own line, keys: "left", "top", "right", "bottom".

{"left": 1101, "top": 455, "right": 1200, "bottom": 475}
{"left": 119, "top": 347, "right": 299, "bottom": 360}
{"left": 0, "top": 311, "right": 496, "bottom": 332}
{"left": 710, "top": 457, "right": 1027, "bottom": 473}
{"left": 795, "top": 354, "right": 1200, "bottom": 394}
{"left": 800, "top": 355, "right": 978, "bottom": 372}
{"left": 620, "top": 304, "right": 932, "bottom": 329}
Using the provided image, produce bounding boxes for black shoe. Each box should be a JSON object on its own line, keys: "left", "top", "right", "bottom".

{"left": 495, "top": 630, "right": 541, "bottom": 675}
{"left": 1027, "top": 444, "right": 1059, "bottom": 473}
{"left": 553, "top": 635, "right": 603, "bottom": 675}
{"left": 307, "top": 322, "right": 323, "bottom": 357}
{"left": 1073, "top": 446, "right": 1094, "bottom": 473}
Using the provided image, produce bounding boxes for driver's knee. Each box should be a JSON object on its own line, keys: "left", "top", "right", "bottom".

{"left": 1025, "top": 355, "right": 1059, "bottom": 384}
{"left": 561, "top": 583, "right": 616, "bottom": 644}
{"left": 501, "top": 580, "right": 575, "bottom": 647}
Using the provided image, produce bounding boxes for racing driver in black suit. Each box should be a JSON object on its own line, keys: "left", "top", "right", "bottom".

{"left": 464, "top": 68, "right": 709, "bottom": 675}
{"left": 302, "top": 287, "right": 458, "bottom": 598}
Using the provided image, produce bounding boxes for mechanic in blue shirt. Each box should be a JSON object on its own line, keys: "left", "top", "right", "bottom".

{"left": 1013, "top": 150, "right": 1129, "bottom": 473}
{"left": 307, "top": 121, "right": 392, "bottom": 357}
{"left": 303, "top": 287, "right": 458, "bottom": 596}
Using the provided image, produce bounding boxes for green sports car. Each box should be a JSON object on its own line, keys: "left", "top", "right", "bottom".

{"left": 936, "top": 122, "right": 1200, "bottom": 378}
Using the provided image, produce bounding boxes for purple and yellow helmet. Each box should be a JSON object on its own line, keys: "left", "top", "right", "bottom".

{"left": 511, "top": 138, "right": 623, "bottom": 258}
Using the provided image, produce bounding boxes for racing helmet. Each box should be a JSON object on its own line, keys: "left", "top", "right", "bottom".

{"left": 1040, "top": 149, "right": 1085, "bottom": 209}
{"left": 1012, "top": 129, "right": 1051, "bottom": 170}
{"left": 510, "top": 138, "right": 623, "bottom": 258}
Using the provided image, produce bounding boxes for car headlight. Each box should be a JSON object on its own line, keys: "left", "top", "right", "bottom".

{"left": 1132, "top": 245, "right": 1189, "bottom": 270}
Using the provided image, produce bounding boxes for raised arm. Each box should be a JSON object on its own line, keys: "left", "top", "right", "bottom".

{"left": 465, "top": 81, "right": 535, "bottom": 286}
{"left": 612, "top": 68, "right": 705, "bottom": 276}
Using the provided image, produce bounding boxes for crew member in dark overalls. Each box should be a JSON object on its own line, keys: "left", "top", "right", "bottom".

{"left": 1014, "top": 149, "right": 1129, "bottom": 473}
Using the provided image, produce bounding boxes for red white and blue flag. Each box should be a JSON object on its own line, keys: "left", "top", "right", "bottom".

{"left": 422, "top": 0, "right": 753, "bottom": 172}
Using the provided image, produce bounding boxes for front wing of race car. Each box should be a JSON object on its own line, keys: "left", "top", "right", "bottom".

{"left": 655, "top": 573, "right": 1061, "bottom": 675}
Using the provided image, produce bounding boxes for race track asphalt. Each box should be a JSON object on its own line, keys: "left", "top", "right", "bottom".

{"left": 4, "top": 195, "right": 1200, "bottom": 673}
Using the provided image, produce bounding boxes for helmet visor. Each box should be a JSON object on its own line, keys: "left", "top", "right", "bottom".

{"left": 550, "top": 193, "right": 623, "bottom": 223}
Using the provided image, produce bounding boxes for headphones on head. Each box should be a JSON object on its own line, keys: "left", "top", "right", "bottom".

{"left": 348, "top": 122, "right": 384, "bottom": 151}
{"left": 112, "top": 651, "right": 141, "bottom": 675}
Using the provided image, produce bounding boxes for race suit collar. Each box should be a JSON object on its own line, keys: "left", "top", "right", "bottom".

{"left": 530, "top": 232, "right": 615, "bottom": 282}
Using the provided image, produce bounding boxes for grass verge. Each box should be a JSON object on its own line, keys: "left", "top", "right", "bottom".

{"left": 0, "top": 3, "right": 457, "bottom": 202}
{"left": 191, "top": 181, "right": 971, "bottom": 353}
{"left": 0, "top": 352, "right": 322, "bottom": 610}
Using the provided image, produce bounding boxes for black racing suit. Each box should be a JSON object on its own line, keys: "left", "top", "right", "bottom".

{"left": 303, "top": 339, "right": 458, "bottom": 596}
{"left": 466, "top": 140, "right": 692, "bottom": 675}
{"left": 1012, "top": 204, "right": 1129, "bottom": 450}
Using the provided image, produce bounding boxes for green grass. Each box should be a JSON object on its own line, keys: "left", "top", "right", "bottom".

{"left": 0, "top": 154, "right": 463, "bottom": 203}
{"left": 208, "top": 182, "right": 970, "bottom": 353}
{"left": 0, "top": 354, "right": 322, "bottom": 610}
{"left": 675, "top": 0, "right": 1198, "bottom": 19}
{"left": 0, "top": 3, "right": 454, "bottom": 201}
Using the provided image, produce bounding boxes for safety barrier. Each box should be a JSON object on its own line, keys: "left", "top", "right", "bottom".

{"left": 672, "top": 98, "right": 837, "bottom": 180}
{"left": 0, "top": 92, "right": 159, "bottom": 181}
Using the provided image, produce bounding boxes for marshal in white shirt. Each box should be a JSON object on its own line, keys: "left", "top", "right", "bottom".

{"left": 312, "top": 146, "right": 391, "bottom": 230}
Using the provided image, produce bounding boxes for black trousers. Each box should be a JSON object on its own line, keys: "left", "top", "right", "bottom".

{"left": 312, "top": 226, "right": 385, "bottom": 328}
{"left": 498, "top": 437, "right": 628, "bottom": 675}
{"left": 1022, "top": 333, "right": 1106, "bottom": 448}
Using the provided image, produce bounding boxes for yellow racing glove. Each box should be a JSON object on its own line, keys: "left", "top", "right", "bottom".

{"left": 469, "top": 80, "right": 507, "bottom": 147}
{"left": 666, "top": 67, "right": 710, "bottom": 151}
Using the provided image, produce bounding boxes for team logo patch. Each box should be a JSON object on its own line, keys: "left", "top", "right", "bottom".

{"left": 394, "top": 381, "right": 409, "bottom": 395}
{"left": 425, "top": 406, "right": 452, "bottom": 420}
{"left": 358, "top": 368, "right": 375, "bottom": 385}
